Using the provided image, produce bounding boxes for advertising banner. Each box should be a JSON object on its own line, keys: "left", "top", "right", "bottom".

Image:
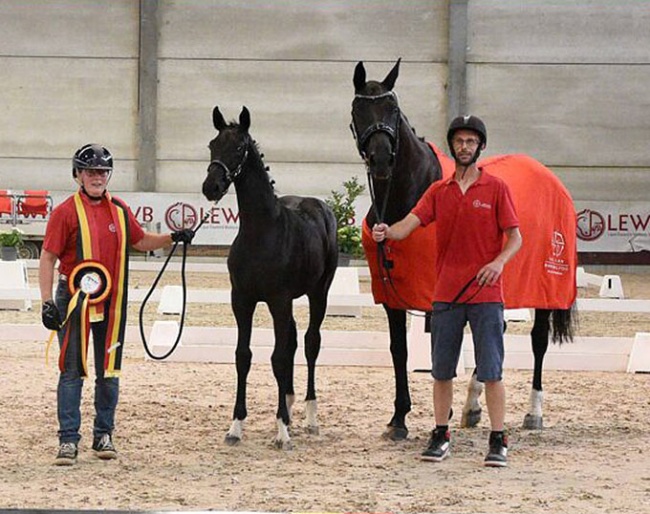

{"left": 575, "top": 201, "right": 650, "bottom": 253}
{"left": 45, "top": 193, "right": 649, "bottom": 254}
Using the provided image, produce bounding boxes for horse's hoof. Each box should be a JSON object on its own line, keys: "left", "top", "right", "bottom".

{"left": 224, "top": 434, "right": 241, "bottom": 446}
{"left": 461, "top": 408, "right": 482, "bottom": 428}
{"left": 306, "top": 425, "right": 320, "bottom": 435}
{"left": 382, "top": 426, "right": 408, "bottom": 441}
{"left": 273, "top": 439, "right": 294, "bottom": 450}
{"left": 522, "top": 413, "right": 543, "bottom": 430}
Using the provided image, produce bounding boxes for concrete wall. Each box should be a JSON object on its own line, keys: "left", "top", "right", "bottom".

{"left": 0, "top": 0, "right": 139, "bottom": 191}
{"left": 0, "top": 0, "right": 647, "bottom": 203}
{"left": 466, "top": 0, "right": 650, "bottom": 201}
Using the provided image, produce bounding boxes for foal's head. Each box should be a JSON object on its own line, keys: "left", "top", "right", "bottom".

{"left": 351, "top": 59, "right": 402, "bottom": 180}
{"left": 202, "top": 106, "right": 252, "bottom": 202}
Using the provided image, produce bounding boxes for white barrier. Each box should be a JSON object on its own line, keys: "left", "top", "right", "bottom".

{"left": 0, "top": 261, "right": 32, "bottom": 311}
{"left": 599, "top": 274, "right": 625, "bottom": 299}
{"left": 8, "top": 320, "right": 647, "bottom": 374}
{"left": 577, "top": 266, "right": 626, "bottom": 298}
{"left": 627, "top": 332, "right": 650, "bottom": 373}
{"left": 9, "top": 259, "right": 649, "bottom": 373}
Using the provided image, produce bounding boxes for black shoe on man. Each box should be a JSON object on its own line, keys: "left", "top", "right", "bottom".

{"left": 484, "top": 431, "right": 508, "bottom": 467}
{"left": 421, "top": 428, "right": 451, "bottom": 462}
{"left": 92, "top": 433, "right": 117, "bottom": 460}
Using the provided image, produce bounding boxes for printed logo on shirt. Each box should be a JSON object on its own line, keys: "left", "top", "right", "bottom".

{"left": 109, "top": 223, "right": 117, "bottom": 233}
{"left": 472, "top": 199, "right": 492, "bottom": 210}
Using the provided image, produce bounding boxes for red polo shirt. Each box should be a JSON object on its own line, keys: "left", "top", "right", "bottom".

{"left": 43, "top": 192, "right": 145, "bottom": 280}
{"left": 411, "top": 170, "right": 519, "bottom": 304}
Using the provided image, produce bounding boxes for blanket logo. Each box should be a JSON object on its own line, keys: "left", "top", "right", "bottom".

{"left": 552, "top": 231, "right": 565, "bottom": 257}
{"left": 577, "top": 208, "right": 605, "bottom": 241}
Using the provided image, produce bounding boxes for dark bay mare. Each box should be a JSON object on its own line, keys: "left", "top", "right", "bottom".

{"left": 351, "top": 59, "right": 575, "bottom": 441}
{"left": 202, "top": 106, "right": 338, "bottom": 449}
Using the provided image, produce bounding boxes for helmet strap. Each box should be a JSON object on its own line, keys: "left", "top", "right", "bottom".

{"left": 80, "top": 185, "right": 106, "bottom": 201}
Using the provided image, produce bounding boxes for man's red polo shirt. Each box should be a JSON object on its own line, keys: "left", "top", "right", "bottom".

{"left": 43, "top": 193, "right": 145, "bottom": 281}
{"left": 411, "top": 171, "right": 519, "bottom": 304}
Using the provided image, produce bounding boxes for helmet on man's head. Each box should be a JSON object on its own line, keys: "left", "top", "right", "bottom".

{"left": 72, "top": 144, "right": 113, "bottom": 178}
{"left": 447, "top": 115, "right": 487, "bottom": 162}
{"left": 447, "top": 115, "right": 487, "bottom": 147}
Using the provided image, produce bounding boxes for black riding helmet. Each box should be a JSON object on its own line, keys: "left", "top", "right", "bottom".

{"left": 447, "top": 115, "right": 487, "bottom": 163}
{"left": 72, "top": 144, "right": 113, "bottom": 178}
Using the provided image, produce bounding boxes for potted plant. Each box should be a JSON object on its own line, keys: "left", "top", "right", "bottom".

{"left": 0, "top": 228, "right": 24, "bottom": 261}
{"left": 325, "top": 176, "right": 366, "bottom": 264}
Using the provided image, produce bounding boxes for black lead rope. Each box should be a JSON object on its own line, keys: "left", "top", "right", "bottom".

{"left": 139, "top": 212, "right": 210, "bottom": 360}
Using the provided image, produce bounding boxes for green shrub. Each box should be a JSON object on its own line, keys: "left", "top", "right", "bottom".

{"left": 325, "top": 176, "right": 365, "bottom": 258}
{"left": 0, "top": 228, "right": 24, "bottom": 247}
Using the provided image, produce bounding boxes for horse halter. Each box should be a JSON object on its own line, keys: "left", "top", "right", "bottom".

{"left": 350, "top": 91, "right": 401, "bottom": 162}
{"left": 208, "top": 135, "right": 251, "bottom": 186}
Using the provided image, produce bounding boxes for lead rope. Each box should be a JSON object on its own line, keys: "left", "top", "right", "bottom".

{"left": 139, "top": 212, "right": 210, "bottom": 360}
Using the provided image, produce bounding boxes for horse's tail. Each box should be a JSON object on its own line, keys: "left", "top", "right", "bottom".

{"left": 550, "top": 303, "right": 578, "bottom": 344}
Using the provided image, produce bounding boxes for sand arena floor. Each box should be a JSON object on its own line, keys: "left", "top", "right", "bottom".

{"left": 0, "top": 268, "right": 648, "bottom": 513}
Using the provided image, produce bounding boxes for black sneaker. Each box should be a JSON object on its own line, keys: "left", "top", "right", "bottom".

{"left": 420, "top": 429, "right": 451, "bottom": 462}
{"left": 92, "top": 433, "right": 117, "bottom": 460}
{"left": 54, "top": 442, "right": 78, "bottom": 466}
{"left": 484, "top": 432, "right": 508, "bottom": 467}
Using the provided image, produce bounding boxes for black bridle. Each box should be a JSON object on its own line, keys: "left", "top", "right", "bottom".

{"left": 207, "top": 135, "right": 251, "bottom": 188}
{"left": 350, "top": 90, "right": 402, "bottom": 226}
{"left": 350, "top": 91, "right": 401, "bottom": 165}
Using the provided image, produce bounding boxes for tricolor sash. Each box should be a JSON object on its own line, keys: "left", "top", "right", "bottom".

{"left": 59, "top": 192, "right": 130, "bottom": 378}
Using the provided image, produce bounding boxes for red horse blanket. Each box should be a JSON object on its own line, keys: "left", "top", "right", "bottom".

{"left": 362, "top": 143, "right": 577, "bottom": 311}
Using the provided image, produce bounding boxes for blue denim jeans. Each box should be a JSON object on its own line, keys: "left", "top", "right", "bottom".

{"left": 55, "top": 279, "right": 119, "bottom": 444}
{"left": 430, "top": 302, "right": 505, "bottom": 382}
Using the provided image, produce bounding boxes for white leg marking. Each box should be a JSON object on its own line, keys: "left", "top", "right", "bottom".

{"left": 275, "top": 418, "right": 293, "bottom": 450}
{"left": 529, "top": 389, "right": 544, "bottom": 418}
{"left": 305, "top": 399, "right": 319, "bottom": 434}
{"left": 226, "top": 419, "right": 244, "bottom": 441}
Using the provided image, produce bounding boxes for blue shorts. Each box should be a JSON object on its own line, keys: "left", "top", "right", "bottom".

{"left": 430, "top": 302, "right": 504, "bottom": 382}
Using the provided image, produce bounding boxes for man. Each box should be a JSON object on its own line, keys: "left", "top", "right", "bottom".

{"left": 372, "top": 116, "right": 522, "bottom": 467}
{"left": 39, "top": 143, "right": 194, "bottom": 466}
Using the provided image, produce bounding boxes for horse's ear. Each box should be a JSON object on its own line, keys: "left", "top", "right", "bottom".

{"left": 239, "top": 106, "right": 251, "bottom": 132}
{"left": 353, "top": 61, "right": 366, "bottom": 92}
{"left": 213, "top": 106, "right": 227, "bottom": 131}
{"left": 381, "top": 58, "right": 401, "bottom": 91}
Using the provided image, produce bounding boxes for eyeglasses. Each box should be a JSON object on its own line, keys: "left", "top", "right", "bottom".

{"left": 82, "top": 169, "right": 110, "bottom": 178}
{"left": 452, "top": 137, "right": 481, "bottom": 148}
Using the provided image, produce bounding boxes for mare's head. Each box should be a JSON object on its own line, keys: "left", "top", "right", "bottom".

{"left": 351, "top": 58, "right": 402, "bottom": 180}
{"left": 202, "top": 106, "right": 252, "bottom": 202}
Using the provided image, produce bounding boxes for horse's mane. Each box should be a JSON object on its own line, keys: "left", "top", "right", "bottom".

{"left": 225, "top": 119, "right": 276, "bottom": 194}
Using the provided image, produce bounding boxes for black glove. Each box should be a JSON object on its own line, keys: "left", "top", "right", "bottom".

{"left": 42, "top": 299, "right": 62, "bottom": 331}
{"left": 171, "top": 229, "right": 195, "bottom": 244}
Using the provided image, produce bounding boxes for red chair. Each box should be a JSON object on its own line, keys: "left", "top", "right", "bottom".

{"left": 0, "top": 190, "right": 14, "bottom": 219}
{"left": 18, "top": 190, "right": 51, "bottom": 218}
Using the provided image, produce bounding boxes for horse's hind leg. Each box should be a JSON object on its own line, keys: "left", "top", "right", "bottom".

{"left": 226, "top": 293, "right": 256, "bottom": 446}
{"left": 461, "top": 369, "right": 484, "bottom": 428}
{"left": 303, "top": 289, "right": 330, "bottom": 436}
{"left": 523, "top": 309, "right": 551, "bottom": 430}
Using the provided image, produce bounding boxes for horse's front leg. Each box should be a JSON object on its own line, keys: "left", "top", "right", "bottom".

{"left": 523, "top": 309, "right": 551, "bottom": 429}
{"left": 383, "top": 306, "right": 410, "bottom": 441}
{"left": 267, "top": 298, "right": 298, "bottom": 450}
{"left": 225, "top": 292, "right": 256, "bottom": 446}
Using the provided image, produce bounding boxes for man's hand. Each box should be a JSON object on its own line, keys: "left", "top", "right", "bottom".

{"left": 41, "top": 300, "right": 62, "bottom": 331}
{"left": 171, "top": 229, "right": 195, "bottom": 244}
{"left": 372, "top": 223, "right": 389, "bottom": 242}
